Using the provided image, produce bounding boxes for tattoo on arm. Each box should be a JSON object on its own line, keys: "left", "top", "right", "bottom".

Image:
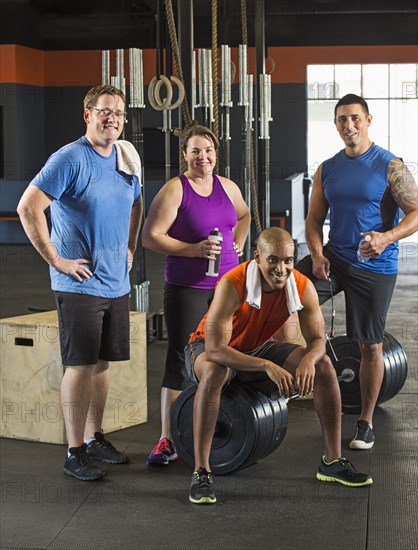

{"left": 388, "top": 159, "right": 418, "bottom": 213}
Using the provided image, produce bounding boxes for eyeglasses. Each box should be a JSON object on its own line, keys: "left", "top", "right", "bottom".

{"left": 90, "top": 107, "right": 127, "bottom": 119}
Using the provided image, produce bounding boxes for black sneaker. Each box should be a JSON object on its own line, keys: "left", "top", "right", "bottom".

{"left": 64, "top": 444, "right": 106, "bottom": 481}
{"left": 85, "top": 430, "right": 128, "bottom": 464}
{"left": 189, "top": 467, "right": 216, "bottom": 504}
{"left": 316, "top": 456, "right": 373, "bottom": 487}
{"left": 350, "top": 420, "right": 374, "bottom": 450}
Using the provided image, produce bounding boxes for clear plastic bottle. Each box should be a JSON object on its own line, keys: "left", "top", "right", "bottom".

{"left": 206, "top": 228, "right": 223, "bottom": 277}
{"left": 357, "top": 234, "right": 372, "bottom": 263}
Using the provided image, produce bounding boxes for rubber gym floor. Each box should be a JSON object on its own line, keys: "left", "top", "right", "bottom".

{"left": 1, "top": 241, "right": 417, "bottom": 550}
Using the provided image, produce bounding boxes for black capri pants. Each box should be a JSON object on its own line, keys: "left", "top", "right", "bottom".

{"left": 162, "top": 282, "right": 215, "bottom": 390}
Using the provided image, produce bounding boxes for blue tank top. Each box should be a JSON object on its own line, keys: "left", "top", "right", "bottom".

{"left": 322, "top": 144, "right": 399, "bottom": 274}
{"left": 164, "top": 173, "right": 239, "bottom": 288}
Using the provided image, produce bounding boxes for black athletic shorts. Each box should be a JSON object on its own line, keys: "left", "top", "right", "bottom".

{"left": 296, "top": 247, "right": 397, "bottom": 344}
{"left": 54, "top": 291, "right": 130, "bottom": 366}
{"left": 185, "top": 338, "right": 300, "bottom": 395}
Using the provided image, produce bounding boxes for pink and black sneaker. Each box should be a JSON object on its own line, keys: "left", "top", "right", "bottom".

{"left": 146, "top": 437, "right": 178, "bottom": 465}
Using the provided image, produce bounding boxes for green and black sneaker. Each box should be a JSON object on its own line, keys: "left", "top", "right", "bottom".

{"left": 316, "top": 456, "right": 373, "bottom": 487}
{"left": 189, "top": 467, "right": 216, "bottom": 504}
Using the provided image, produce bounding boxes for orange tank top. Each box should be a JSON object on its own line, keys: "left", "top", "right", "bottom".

{"left": 189, "top": 261, "right": 308, "bottom": 352}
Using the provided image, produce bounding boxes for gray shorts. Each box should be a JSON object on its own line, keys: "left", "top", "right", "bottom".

{"left": 185, "top": 338, "right": 300, "bottom": 395}
{"left": 54, "top": 291, "right": 130, "bottom": 366}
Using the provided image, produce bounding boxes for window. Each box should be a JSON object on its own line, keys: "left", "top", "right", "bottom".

{"left": 307, "top": 64, "right": 418, "bottom": 175}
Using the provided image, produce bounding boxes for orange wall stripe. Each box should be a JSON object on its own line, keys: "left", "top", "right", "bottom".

{"left": 1, "top": 44, "right": 417, "bottom": 86}
{"left": 0, "top": 45, "right": 158, "bottom": 86}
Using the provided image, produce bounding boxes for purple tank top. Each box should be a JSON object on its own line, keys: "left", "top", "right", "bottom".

{"left": 164, "top": 173, "right": 239, "bottom": 289}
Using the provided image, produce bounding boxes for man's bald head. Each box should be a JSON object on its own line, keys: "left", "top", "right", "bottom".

{"left": 254, "top": 227, "right": 295, "bottom": 290}
{"left": 256, "top": 227, "right": 294, "bottom": 253}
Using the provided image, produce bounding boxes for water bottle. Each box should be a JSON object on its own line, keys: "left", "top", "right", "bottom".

{"left": 206, "top": 228, "right": 223, "bottom": 277}
{"left": 357, "top": 234, "right": 372, "bottom": 263}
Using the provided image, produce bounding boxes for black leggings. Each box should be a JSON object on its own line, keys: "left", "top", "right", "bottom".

{"left": 162, "top": 282, "right": 215, "bottom": 390}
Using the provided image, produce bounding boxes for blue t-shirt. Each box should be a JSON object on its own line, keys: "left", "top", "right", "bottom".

{"left": 322, "top": 143, "right": 399, "bottom": 274}
{"left": 31, "top": 136, "right": 141, "bottom": 297}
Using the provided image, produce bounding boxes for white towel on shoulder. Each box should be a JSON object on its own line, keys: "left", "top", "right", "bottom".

{"left": 245, "top": 259, "right": 303, "bottom": 315}
{"left": 114, "top": 140, "right": 142, "bottom": 183}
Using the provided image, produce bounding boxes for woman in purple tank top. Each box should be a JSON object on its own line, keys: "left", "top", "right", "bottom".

{"left": 142, "top": 125, "right": 250, "bottom": 465}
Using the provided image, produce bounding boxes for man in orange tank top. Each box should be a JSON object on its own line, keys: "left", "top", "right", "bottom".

{"left": 185, "top": 227, "right": 372, "bottom": 505}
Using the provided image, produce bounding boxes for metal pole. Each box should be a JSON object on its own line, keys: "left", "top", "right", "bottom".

{"left": 102, "top": 50, "right": 110, "bottom": 85}
{"left": 116, "top": 49, "right": 126, "bottom": 98}
{"left": 239, "top": 44, "right": 252, "bottom": 259}
{"left": 198, "top": 48, "right": 207, "bottom": 126}
{"left": 128, "top": 48, "right": 146, "bottom": 286}
{"left": 244, "top": 74, "right": 254, "bottom": 260}
{"left": 239, "top": 45, "right": 248, "bottom": 107}
{"left": 259, "top": 73, "right": 272, "bottom": 228}
{"left": 220, "top": 45, "right": 232, "bottom": 179}
{"left": 163, "top": 108, "right": 172, "bottom": 182}
{"left": 192, "top": 50, "right": 197, "bottom": 116}
{"left": 206, "top": 49, "right": 214, "bottom": 130}
{"left": 255, "top": 0, "right": 266, "bottom": 230}
{"left": 239, "top": 45, "right": 249, "bottom": 191}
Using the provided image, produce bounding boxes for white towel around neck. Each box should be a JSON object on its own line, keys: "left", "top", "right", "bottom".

{"left": 114, "top": 140, "right": 142, "bottom": 183}
{"left": 245, "top": 259, "right": 303, "bottom": 315}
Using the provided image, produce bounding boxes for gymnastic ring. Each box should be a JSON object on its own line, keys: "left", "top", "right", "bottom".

{"left": 147, "top": 77, "right": 163, "bottom": 110}
{"left": 265, "top": 55, "right": 276, "bottom": 75}
{"left": 168, "top": 76, "right": 185, "bottom": 110}
{"left": 148, "top": 75, "right": 173, "bottom": 110}
{"left": 216, "top": 59, "right": 237, "bottom": 84}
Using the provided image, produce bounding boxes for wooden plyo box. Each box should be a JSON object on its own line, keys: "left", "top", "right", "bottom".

{"left": 0, "top": 310, "right": 147, "bottom": 444}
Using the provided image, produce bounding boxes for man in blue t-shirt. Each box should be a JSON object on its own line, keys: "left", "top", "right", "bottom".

{"left": 17, "top": 85, "right": 143, "bottom": 481}
{"left": 298, "top": 93, "right": 417, "bottom": 450}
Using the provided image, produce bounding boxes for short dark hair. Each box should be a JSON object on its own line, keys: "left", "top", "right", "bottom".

{"left": 334, "top": 94, "right": 369, "bottom": 118}
{"left": 84, "top": 85, "right": 126, "bottom": 109}
{"left": 181, "top": 124, "right": 219, "bottom": 153}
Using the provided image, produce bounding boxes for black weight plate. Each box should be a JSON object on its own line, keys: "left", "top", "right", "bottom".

{"left": 379, "top": 333, "right": 396, "bottom": 403}
{"left": 245, "top": 387, "right": 273, "bottom": 464}
{"left": 380, "top": 332, "right": 408, "bottom": 403}
{"left": 327, "top": 332, "right": 408, "bottom": 413}
{"left": 212, "top": 384, "right": 259, "bottom": 474}
{"left": 326, "top": 336, "right": 362, "bottom": 414}
{"left": 258, "top": 396, "right": 289, "bottom": 460}
{"left": 171, "top": 383, "right": 259, "bottom": 475}
{"left": 170, "top": 384, "right": 199, "bottom": 468}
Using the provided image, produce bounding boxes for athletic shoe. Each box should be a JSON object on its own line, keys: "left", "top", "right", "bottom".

{"left": 85, "top": 430, "right": 128, "bottom": 464}
{"left": 189, "top": 467, "right": 216, "bottom": 504}
{"left": 64, "top": 444, "right": 106, "bottom": 481}
{"left": 146, "top": 437, "right": 177, "bottom": 465}
{"left": 316, "top": 456, "right": 373, "bottom": 487}
{"left": 349, "top": 420, "right": 375, "bottom": 450}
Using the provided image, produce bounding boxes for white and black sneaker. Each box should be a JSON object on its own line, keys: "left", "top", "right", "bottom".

{"left": 350, "top": 420, "right": 374, "bottom": 450}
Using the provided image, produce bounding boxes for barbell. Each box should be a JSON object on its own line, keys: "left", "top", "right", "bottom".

{"left": 326, "top": 332, "right": 408, "bottom": 414}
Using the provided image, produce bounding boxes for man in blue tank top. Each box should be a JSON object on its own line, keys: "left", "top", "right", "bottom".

{"left": 298, "top": 94, "right": 417, "bottom": 450}
{"left": 17, "top": 85, "right": 143, "bottom": 481}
